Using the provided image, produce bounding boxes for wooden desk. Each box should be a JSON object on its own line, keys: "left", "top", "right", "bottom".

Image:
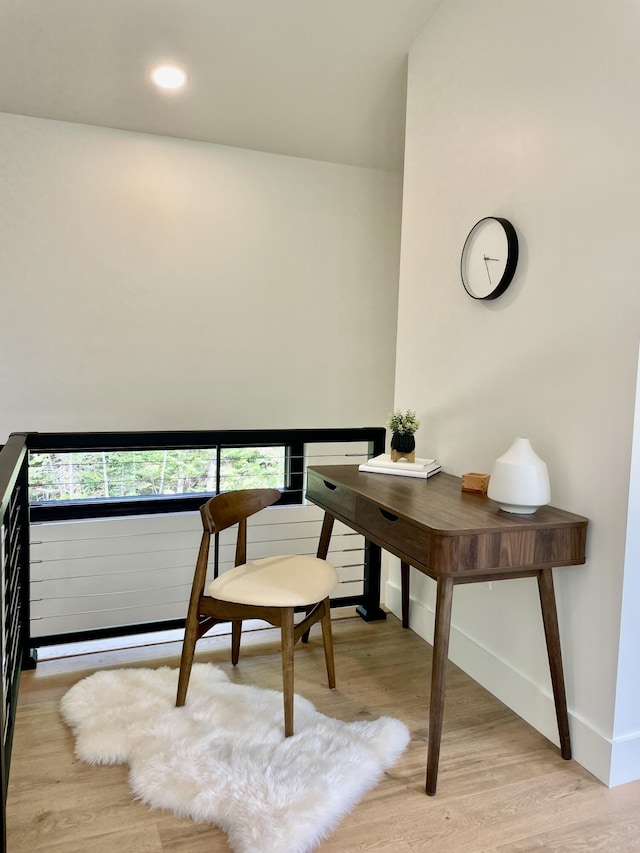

{"left": 306, "top": 465, "right": 588, "bottom": 795}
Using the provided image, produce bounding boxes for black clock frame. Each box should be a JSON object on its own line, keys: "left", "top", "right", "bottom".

{"left": 460, "top": 216, "right": 519, "bottom": 300}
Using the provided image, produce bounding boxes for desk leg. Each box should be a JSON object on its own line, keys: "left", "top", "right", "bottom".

{"left": 426, "top": 575, "right": 454, "bottom": 796}
{"left": 537, "top": 567, "right": 572, "bottom": 760}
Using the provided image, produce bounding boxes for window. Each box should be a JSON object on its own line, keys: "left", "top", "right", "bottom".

{"left": 29, "top": 444, "right": 298, "bottom": 521}
{"left": 29, "top": 447, "right": 288, "bottom": 502}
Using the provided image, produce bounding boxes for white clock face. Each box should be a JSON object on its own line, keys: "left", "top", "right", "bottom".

{"left": 461, "top": 218, "right": 513, "bottom": 299}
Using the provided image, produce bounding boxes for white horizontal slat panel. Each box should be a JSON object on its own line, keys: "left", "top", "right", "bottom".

{"left": 335, "top": 564, "right": 366, "bottom": 583}
{"left": 219, "top": 534, "right": 364, "bottom": 578}
{"left": 32, "top": 582, "right": 190, "bottom": 617}
{"left": 239, "top": 533, "right": 362, "bottom": 562}
{"left": 31, "top": 501, "right": 365, "bottom": 638}
{"left": 33, "top": 601, "right": 189, "bottom": 638}
{"left": 335, "top": 580, "right": 364, "bottom": 596}
{"left": 31, "top": 528, "right": 199, "bottom": 561}
{"left": 304, "top": 441, "right": 370, "bottom": 470}
{"left": 31, "top": 547, "right": 199, "bottom": 581}
{"left": 32, "top": 564, "right": 195, "bottom": 598}
{"left": 31, "top": 512, "right": 202, "bottom": 542}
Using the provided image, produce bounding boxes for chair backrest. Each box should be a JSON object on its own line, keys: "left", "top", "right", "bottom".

{"left": 200, "top": 488, "right": 281, "bottom": 568}
{"left": 200, "top": 488, "right": 281, "bottom": 533}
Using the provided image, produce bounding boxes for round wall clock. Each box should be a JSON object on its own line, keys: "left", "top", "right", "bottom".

{"left": 460, "top": 216, "right": 519, "bottom": 300}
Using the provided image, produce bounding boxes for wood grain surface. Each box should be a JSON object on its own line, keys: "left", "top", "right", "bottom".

{"left": 307, "top": 466, "right": 587, "bottom": 575}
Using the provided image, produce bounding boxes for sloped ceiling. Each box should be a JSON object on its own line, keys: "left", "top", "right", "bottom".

{"left": 0, "top": 0, "right": 440, "bottom": 171}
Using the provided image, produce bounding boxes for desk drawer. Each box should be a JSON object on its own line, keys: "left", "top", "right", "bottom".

{"left": 307, "top": 470, "right": 356, "bottom": 520}
{"left": 355, "top": 499, "right": 430, "bottom": 566}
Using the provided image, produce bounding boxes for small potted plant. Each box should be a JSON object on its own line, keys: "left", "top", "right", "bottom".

{"left": 387, "top": 409, "right": 420, "bottom": 462}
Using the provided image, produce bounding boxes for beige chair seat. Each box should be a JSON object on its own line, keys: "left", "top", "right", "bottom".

{"left": 208, "top": 555, "right": 338, "bottom": 607}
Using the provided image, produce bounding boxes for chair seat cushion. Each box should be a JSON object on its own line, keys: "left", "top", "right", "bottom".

{"left": 207, "top": 555, "right": 338, "bottom": 607}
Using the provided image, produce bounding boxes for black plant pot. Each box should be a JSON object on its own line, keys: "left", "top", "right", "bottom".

{"left": 391, "top": 433, "right": 415, "bottom": 455}
{"left": 391, "top": 432, "right": 416, "bottom": 462}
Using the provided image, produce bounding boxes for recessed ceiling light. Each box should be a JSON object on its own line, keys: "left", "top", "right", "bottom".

{"left": 151, "top": 65, "right": 188, "bottom": 90}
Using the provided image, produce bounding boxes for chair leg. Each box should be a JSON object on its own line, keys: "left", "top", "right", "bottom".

{"left": 231, "top": 619, "right": 242, "bottom": 665}
{"left": 281, "top": 607, "right": 295, "bottom": 737}
{"left": 320, "top": 597, "right": 336, "bottom": 689}
{"left": 176, "top": 605, "right": 200, "bottom": 707}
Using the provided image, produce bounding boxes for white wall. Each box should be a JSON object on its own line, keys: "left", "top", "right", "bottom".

{"left": 0, "top": 113, "right": 402, "bottom": 439}
{"left": 612, "top": 343, "right": 640, "bottom": 785}
{"left": 390, "top": 0, "right": 640, "bottom": 785}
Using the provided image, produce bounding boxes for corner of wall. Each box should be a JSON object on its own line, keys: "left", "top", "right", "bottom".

{"left": 610, "top": 735, "right": 640, "bottom": 787}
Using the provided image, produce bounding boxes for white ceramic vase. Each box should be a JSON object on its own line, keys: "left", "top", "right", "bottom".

{"left": 487, "top": 437, "right": 550, "bottom": 514}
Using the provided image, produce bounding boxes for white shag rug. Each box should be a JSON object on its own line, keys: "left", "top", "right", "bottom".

{"left": 60, "top": 663, "right": 410, "bottom": 853}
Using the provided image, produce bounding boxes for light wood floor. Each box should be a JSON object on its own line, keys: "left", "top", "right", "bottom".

{"left": 7, "top": 613, "right": 640, "bottom": 852}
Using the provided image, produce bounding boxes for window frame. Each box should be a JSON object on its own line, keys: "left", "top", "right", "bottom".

{"left": 28, "top": 431, "right": 306, "bottom": 522}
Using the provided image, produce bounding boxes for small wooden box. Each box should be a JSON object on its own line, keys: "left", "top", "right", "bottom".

{"left": 461, "top": 472, "right": 490, "bottom": 495}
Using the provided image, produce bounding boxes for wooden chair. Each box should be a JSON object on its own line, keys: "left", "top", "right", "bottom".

{"left": 176, "top": 488, "right": 338, "bottom": 736}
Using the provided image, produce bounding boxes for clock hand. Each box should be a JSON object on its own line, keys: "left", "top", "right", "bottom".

{"left": 484, "top": 256, "right": 500, "bottom": 262}
{"left": 483, "top": 256, "right": 492, "bottom": 285}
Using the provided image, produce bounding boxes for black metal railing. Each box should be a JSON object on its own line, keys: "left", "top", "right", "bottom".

{"left": 28, "top": 428, "right": 387, "bottom": 647}
{"left": 0, "top": 434, "right": 33, "bottom": 852}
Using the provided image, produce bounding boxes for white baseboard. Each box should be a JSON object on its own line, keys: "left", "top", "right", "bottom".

{"left": 384, "top": 578, "right": 633, "bottom": 787}
{"left": 610, "top": 731, "right": 640, "bottom": 787}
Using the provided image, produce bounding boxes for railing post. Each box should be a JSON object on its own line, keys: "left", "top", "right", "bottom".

{"left": 0, "top": 433, "right": 33, "bottom": 853}
{"left": 17, "top": 456, "right": 35, "bottom": 671}
{"left": 355, "top": 433, "right": 388, "bottom": 622}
